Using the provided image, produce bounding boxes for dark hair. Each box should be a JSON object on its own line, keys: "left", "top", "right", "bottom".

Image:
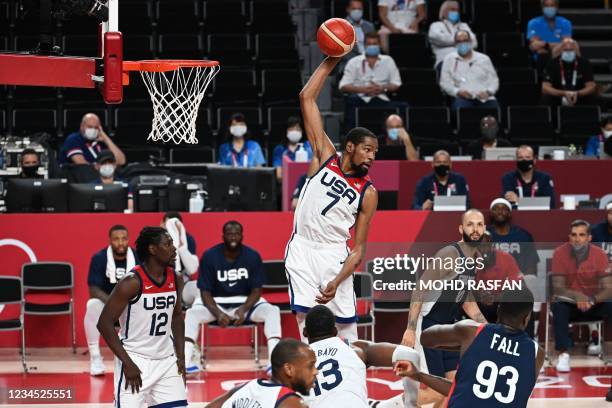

{"left": 347, "top": 0, "right": 365, "bottom": 7}
{"left": 223, "top": 220, "right": 243, "bottom": 233}
{"left": 224, "top": 112, "right": 251, "bottom": 140}
{"left": 163, "top": 211, "right": 183, "bottom": 222}
{"left": 21, "top": 148, "right": 39, "bottom": 164}
{"left": 135, "top": 227, "right": 168, "bottom": 261}
{"left": 365, "top": 31, "right": 379, "bottom": 41}
{"left": 569, "top": 219, "right": 591, "bottom": 234}
{"left": 305, "top": 305, "right": 336, "bottom": 339}
{"left": 343, "top": 127, "right": 377, "bottom": 149}
{"left": 287, "top": 116, "right": 301, "bottom": 129}
{"left": 108, "top": 224, "right": 128, "bottom": 237}
{"left": 600, "top": 117, "right": 612, "bottom": 128}
{"left": 271, "top": 338, "right": 309, "bottom": 378}
{"left": 498, "top": 286, "right": 534, "bottom": 320}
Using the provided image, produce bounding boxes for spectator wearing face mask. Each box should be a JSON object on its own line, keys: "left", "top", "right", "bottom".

{"left": 551, "top": 219, "right": 612, "bottom": 372}
{"left": 466, "top": 116, "right": 512, "bottom": 159}
{"left": 93, "top": 150, "right": 133, "bottom": 211}
{"left": 19, "top": 148, "right": 43, "bottom": 178}
{"left": 378, "top": 0, "right": 426, "bottom": 52}
{"left": 412, "top": 150, "right": 470, "bottom": 210}
{"left": 272, "top": 116, "right": 313, "bottom": 181}
{"left": 342, "top": 0, "right": 376, "bottom": 64}
{"left": 527, "top": 0, "right": 572, "bottom": 69}
{"left": 218, "top": 113, "right": 266, "bottom": 168}
{"left": 382, "top": 114, "right": 419, "bottom": 160}
{"left": 428, "top": 0, "right": 477, "bottom": 74}
{"left": 501, "top": 145, "right": 556, "bottom": 209}
{"left": 439, "top": 30, "right": 499, "bottom": 111}
{"left": 541, "top": 38, "right": 597, "bottom": 107}
{"left": 59, "top": 113, "right": 126, "bottom": 166}
{"left": 585, "top": 118, "right": 612, "bottom": 157}
{"left": 339, "top": 32, "right": 403, "bottom": 130}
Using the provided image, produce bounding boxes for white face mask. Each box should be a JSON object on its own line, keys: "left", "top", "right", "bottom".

{"left": 287, "top": 130, "right": 302, "bottom": 144}
{"left": 84, "top": 127, "right": 98, "bottom": 141}
{"left": 230, "top": 125, "right": 247, "bottom": 138}
{"left": 604, "top": 129, "right": 612, "bottom": 139}
{"left": 99, "top": 164, "right": 115, "bottom": 178}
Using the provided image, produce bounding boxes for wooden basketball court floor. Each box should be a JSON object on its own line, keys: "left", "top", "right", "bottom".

{"left": 0, "top": 346, "right": 609, "bottom": 407}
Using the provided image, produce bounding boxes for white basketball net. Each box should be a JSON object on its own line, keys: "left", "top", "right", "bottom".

{"left": 139, "top": 64, "right": 220, "bottom": 144}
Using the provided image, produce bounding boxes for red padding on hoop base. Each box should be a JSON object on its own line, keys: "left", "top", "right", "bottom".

{"left": 103, "top": 32, "right": 124, "bottom": 104}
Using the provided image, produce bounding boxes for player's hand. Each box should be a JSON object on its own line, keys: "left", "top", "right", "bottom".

{"left": 233, "top": 306, "right": 247, "bottom": 326}
{"left": 97, "top": 125, "right": 109, "bottom": 142}
{"left": 576, "top": 300, "right": 592, "bottom": 312}
{"left": 401, "top": 328, "right": 416, "bottom": 348}
{"left": 394, "top": 360, "right": 419, "bottom": 379}
{"left": 177, "top": 358, "right": 187, "bottom": 385}
{"left": 123, "top": 359, "right": 143, "bottom": 394}
{"left": 457, "top": 90, "right": 473, "bottom": 99}
{"left": 421, "top": 199, "right": 433, "bottom": 211}
{"left": 316, "top": 281, "right": 338, "bottom": 304}
{"left": 216, "top": 312, "right": 233, "bottom": 328}
{"left": 504, "top": 191, "right": 518, "bottom": 203}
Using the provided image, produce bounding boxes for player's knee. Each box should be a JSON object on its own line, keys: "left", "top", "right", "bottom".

{"left": 86, "top": 298, "right": 104, "bottom": 311}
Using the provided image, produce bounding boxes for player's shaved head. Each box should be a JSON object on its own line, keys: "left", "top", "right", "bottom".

{"left": 223, "top": 220, "right": 243, "bottom": 233}
{"left": 108, "top": 224, "right": 128, "bottom": 237}
{"left": 461, "top": 209, "right": 484, "bottom": 225}
{"left": 304, "top": 305, "right": 337, "bottom": 341}
{"left": 497, "top": 286, "right": 534, "bottom": 330}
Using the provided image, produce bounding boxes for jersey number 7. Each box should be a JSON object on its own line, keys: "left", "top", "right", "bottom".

{"left": 321, "top": 192, "right": 341, "bottom": 216}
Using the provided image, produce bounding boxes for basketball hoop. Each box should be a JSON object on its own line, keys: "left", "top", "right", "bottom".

{"left": 123, "top": 60, "right": 220, "bottom": 145}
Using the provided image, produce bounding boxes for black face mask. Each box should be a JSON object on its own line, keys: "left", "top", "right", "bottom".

{"left": 481, "top": 126, "right": 498, "bottom": 142}
{"left": 604, "top": 137, "right": 612, "bottom": 156}
{"left": 462, "top": 231, "right": 484, "bottom": 247}
{"left": 434, "top": 164, "right": 450, "bottom": 177}
{"left": 516, "top": 160, "right": 534, "bottom": 173}
{"left": 21, "top": 165, "right": 39, "bottom": 177}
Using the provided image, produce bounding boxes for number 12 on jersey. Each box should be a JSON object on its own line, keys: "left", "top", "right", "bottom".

{"left": 149, "top": 312, "right": 168, "bottom": 336}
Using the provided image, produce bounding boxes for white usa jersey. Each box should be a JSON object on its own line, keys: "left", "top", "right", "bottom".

{"left": 294, "top": 154, "right": 372, "bottom": 244}
{"left": 118, "top": 265, "right": 177, "bottom": 359}
{"left": 305, "top": 337, "right": 368, "bottom": 408}
{"left": 221, "top": 379, "right": 300, "bottom": 408}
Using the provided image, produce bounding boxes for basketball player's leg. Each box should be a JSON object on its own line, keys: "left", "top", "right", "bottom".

{"left": 114, "top": 353, "right": 151, "bottom": 408}
{"left": 245, "top": 300, "right": 282, "bottom": 361}
{"left": 327, "top": 272, "right": 357, "bottom": 342}
{"left": 147, "top": 355, "right": 188, "bottom": 408}
{"left": 184, "top": 297, "right": 218, "bottom": 369}
{"left": 181, "top": 280, "right": 199, "bottom": 308}
{"left": 84, "top": 298, "right": 105, "bottom": 375}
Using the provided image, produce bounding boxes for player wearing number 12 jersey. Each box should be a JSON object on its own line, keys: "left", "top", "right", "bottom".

{"left": 286, "top": 56, "right": 379, "bottom": 343}
{"left": 395, "top": 287, "right": 545, "bottom": 408}
{"left": 97, "top": 227, "right": 187, "bottom": 408}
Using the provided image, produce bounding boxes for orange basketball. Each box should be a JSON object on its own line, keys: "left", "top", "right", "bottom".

{"left": 317, "top": 18, "right": 356, "bottom": 57}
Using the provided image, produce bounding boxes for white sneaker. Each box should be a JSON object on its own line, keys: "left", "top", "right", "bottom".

{"left": 587, "top": 343, "right": 601, "bottom": 356}
{"left": 191, "top": 343, "right": 203, "bottom": 370}
{"left": 556, "top": 352, "right": 570, "bottom": 372}
{"left": 90, "top": 356, "right": 105, "bottom": 376}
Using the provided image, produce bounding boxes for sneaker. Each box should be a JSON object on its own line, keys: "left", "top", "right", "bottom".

{"left": 606, "top": 386, "right": 612, "bottom": 402}
{"left": 190, "top": 345, "right": 203, "bottom": 370}
{"left": 90, "top": 356, "right": 105, "bottom": 376}
{"left": 556, "top": 352, "right": 570, "bottom": 372}
{"left": 185, "top": 365, "right": 200, "bottom": 375}
{"left": 587, "top": 343, "right": 601, "bottom": 356}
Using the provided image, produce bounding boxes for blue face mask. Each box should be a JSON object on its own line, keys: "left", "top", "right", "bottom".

{"left": 561, "top": 50, "right": 576, "bottom": 63}
{"left": 387, "top": 128, "right": 400, "bottom": 141}
{"left": 365, "top": 45, "right": 380, "bottom": 57}
{"left": 456, "top": 42, "right": 472, "bottom": 56}
{"left": 543, "top": 6, "right": 557, "bottom": 18}
{"left": 447, "top": 11, "right": 460, "bottom": 24}
{"left": 349, "top": 9, "right": 363, "bottom": 21}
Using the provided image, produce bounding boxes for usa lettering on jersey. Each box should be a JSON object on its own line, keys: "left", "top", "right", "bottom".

{"left": 217, "top": 268, "right": 249, "bottom": 282}
{"left": 320, "top": 172, "right": 358, "bottom": 205}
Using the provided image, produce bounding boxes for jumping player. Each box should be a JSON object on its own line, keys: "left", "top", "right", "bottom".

{"left": 395, "top": 287, "right": 545, "bottom": 407}
{"left": 286, "top": 56, "right": 379, "bottom": 342}
{"left": 206, "top": 338, "right": 318, "bottom": 408}
{"left": 303, "top": 305, "right": 420, "bottom": 408}
{"left": 97, "top": 227, "right": 187, "bottom": 408}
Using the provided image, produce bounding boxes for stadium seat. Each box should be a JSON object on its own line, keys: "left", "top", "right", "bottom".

{"left": 203, "top": 0, "right": 248, "bottom": 34}
{"left": 262, "top": 260, "right": 291, "bottom": 314}
{"left": 10, "top": 85, "right": 59, "bottom": 106}
{"left": 471, "top": 0, "right": 517, "bottom": 32}
{"left": 558, "top": 105, "right": 601, "bottom": 146}
{"left": 457, "top": 107, "right": 501, "bottom": 141}
{"left": 250, "top": 0, "right": 294, "bottom": 33}
{"left": 121, "top": 147, "right": 165, "bottom": 164}
{"left": 0, "top": 276, "right": 27, "bottom": 373}
{"left": 169, "top": 147, "right": 215, "bottom": 164}
{"left": 12, "top": 108, "right": 58, "bottom": 136}
{"left": 399, "top": 68, "right": 437, "bottom": 85}
{"left": 256, "top": 34, "right": 299, "bottom": 69}
{"left": 118, "top": 0, "right": 153, "bottom": 34}
{"left": 156, "top": 0, "right": 201, "bottom": 34}
{"left": 483, "top": 32, "right": 525, "bottom": 53}
{"left": 267, "top": 106, "right": 301, "bottom": 144}
{"left": 353, "top": 272, "right": 376, "bottom": 341}
{"left": 207, "top": 34, "right": 252, "bottom": 67}
{"left": 0, "top": 108, "right": 6, "bottom": 135}
{"left": 123, "top": 34, "right": 154, "bottom": 60}
{"left": 487, "top": 48, "right": 532, "bottom": 69}
{"left": 388, "top": 34, "right": 433, "bottom": 68}
{"left": 115, "top": 107, "right": 155, "bottom": 145}
{"left": 158, "top": 34, "right": 204, "bottom": 60}
{"left": 261, "top": 69, "right": 302, "bottom": 107}
{"left": 407, "top": 106, "right": 453, "bottom": 141}
{"left": 497, "top": 68, "right": 537, "bottom": 84}
{"left": 398, "top": 84, "right": 446, "bottom": 106}
{"left": 355, "top": 106, "right": 401, "bottom": 135}
{"left": 498, "top": 82, "right": 541, "bottom": 106}
{"left": 63, "top": 108, "right": 110, "bottom": 133}
{"left": 507, "top": 105, "right": 555, "bottom": 145}
{"left": 61, "top": 35, "right": 98, "bottom": 57}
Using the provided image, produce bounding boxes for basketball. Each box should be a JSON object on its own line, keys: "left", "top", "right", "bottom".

{"left": 317, "top": 18, "right": 355, "bottom": 57}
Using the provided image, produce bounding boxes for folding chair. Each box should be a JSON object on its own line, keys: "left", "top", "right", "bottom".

{"left": 354, "top": 272, "right": 375, "bottom": 341}
{"left": 21, "top": 262, "right": 75, "bottom": 353}
{"left": 262, "top": 260, "right": 291, "bottom": 314}
{"left": 200, "top": 320, "right": 259, "bottom": 367}
{"left": 0, "top": 276, "right": 27, "bottom": 372}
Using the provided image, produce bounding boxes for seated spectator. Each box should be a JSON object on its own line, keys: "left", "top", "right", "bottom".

{"left": 541, "top": 38, "right": 597, "bottom": 107}
{"left": 218, "top": 113, "right": 265, "bottom": 168}
{"left": 527, "top": 0, "right": 572, "bottom": 70}
{"left": 551, "top": 219, "right": 612, "bottom": 371}
{"left": 382, "top": 114, "right": 419, "bottom": 160}
{"left": 340, "top": 0, "right": 376, "bottom": 72}
{"left": 19, "top": 148, "right": 43, "bottom": 178}
{"left": 488, "top": 198, "right": 540, "bottom": 276}
{"left": 339, "top": 32, "right": 403, "bottom": 130}
{"left": 466, "top": 116, "right": 512, "bottom": 159}
{"left": 411, "top": 150, "right": 470, "bottom": 210}
{"left": 378, "top": 0, "right": 426, "bottom": 52}
{"left": 60, "top": 113, "right": 126, "bottom": 166}
{"left": 440, "top": 30, "right": 499, "bottom": 111}
{"left": 183, "top": 221, "right": 281, "bottom": 374}
{"left": 428, "top": 0, "right": 477, "bottom": 73}
{"left": 585, "top": 117, "right": 612, "bottom": 157}
{"left": 160, "top": 212, "right": 200, "bottom": 307}
{"left": 591, "top": 202, "right": 612, "bottom": 260}
{"left": 501, "top": 145, "right": 556, "bottom": 208}
{"left": 272, "top": 116, "right": 313, "bottom": 181}
{"left": 291, "top": 173, "right": 308, "bottom": 211}
{"left": 93, "top": 150, "right": 133, "bottom": 211}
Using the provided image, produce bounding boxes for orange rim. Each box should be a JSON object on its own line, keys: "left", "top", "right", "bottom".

{"left": 123, "top": 59, "right": 220, "bottom": 72}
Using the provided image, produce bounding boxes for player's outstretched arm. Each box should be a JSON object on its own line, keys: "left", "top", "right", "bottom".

{"left": 394, "top": 361, "right": 453, "bottom": 396}
{"left": 351, "top": 340, "right": 399, "bottom": 367}
{"left": 205, "top": 386, "right": 240, "bottom": 408}
{"left": 300, "top": 57, "right": 339, "bottom": 175}
{"left": 462, "top": 293, "right": 488, "bottom": 324}
{"left": 172, "top": 276, "right": 186, "bottom": 384}
{"left": 96, "top": 275, "right": 142, "bottom": 393}
{"left": 535, "top": 346, "right": 545, "bottom": 379}
{"left": 420, "top": 320, "right": 481, "bottom": 354}
{"left": 316, "top": 186, "right": 378, "bottom": 304}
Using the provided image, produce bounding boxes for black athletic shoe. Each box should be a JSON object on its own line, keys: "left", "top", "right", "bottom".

{"left": 607, "top": 385, "right": 612, "bottom": 402}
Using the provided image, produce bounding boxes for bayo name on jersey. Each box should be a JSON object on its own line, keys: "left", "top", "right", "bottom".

{"left": 320, "top": 171, "right": 358, "bottom": 205}
{"left": 143, "top": 295, "right": 176, "bottom": 310}
{"left": 217, "top": 267, "right": 249, "bottom": 282}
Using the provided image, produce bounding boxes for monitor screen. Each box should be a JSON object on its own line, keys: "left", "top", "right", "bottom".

{"left": 205, "top": 165, "right": 277, "bottom": 211}
{"left": 6, "top": 178, "right": 68, "bottom": 213}
{"left": 134, "top": 182, "right": 188, "bottom": 212}
{"left": 68, "top": 183, "right": 128, "bottom": 212}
